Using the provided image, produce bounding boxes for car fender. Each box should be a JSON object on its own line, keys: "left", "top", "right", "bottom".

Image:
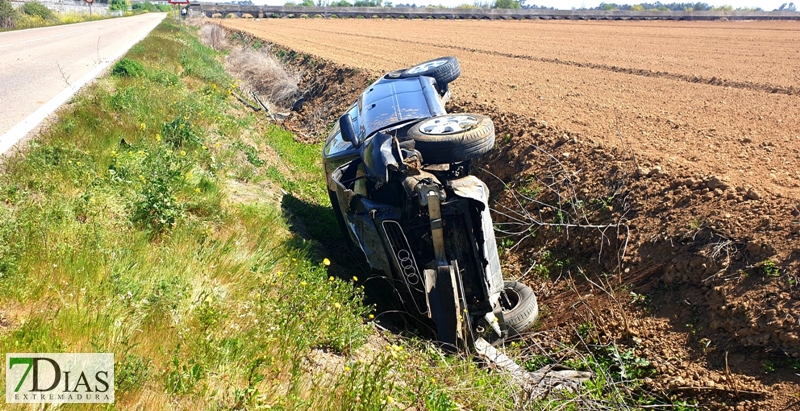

{"left": 448, "top": 176, "right": 505, "bottom": 303}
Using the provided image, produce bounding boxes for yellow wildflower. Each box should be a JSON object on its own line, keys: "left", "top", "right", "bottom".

{"left": 300, "top": 281, "right": 307, "bottom": 286}
{"left": 323, "top": 258, "right": 331, "bottom": 266}
{"left": 333, "top": 302, "right": 342, "bottom": 309}
{"left": 329, "top": 276, "right": 334, "bottom": 282}
{"left": 352, "top": 276, "right": 358, "bottom": 282}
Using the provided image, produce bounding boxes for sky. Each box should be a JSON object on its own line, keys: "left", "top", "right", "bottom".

{"left": 250, "top": 0, "right": 791, "bottom": 10}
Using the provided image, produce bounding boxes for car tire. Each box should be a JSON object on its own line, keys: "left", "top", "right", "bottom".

{"left": 387, "top": 57, "right": 461, "bottom": 86}
{"left": 501, "top": 281, "right": 538, "bottom": 337}
{"left": 406, "top": 114, "right": 495, "bottom": 164}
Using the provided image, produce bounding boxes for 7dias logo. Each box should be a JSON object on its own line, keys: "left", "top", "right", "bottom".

{"left": 6, "top": 353, "right": 114, "bottom": 403}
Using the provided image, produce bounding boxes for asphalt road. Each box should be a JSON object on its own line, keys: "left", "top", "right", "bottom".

{"left": 0, "top": 13, "right": 166, "bottom": 154}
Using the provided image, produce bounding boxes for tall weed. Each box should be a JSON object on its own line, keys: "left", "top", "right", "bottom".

{"left": 0, "top": 0, "right": 17, "bottom": 29}
{"left": 227, "top": 47, "right": 302, "bottom": 111}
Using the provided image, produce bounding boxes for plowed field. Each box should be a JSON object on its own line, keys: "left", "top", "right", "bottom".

{"left": 223, "top": 19, "right": 800, "bottom": 198}
{"left": 219, "top": 18, "right": 800, "bottom": 410}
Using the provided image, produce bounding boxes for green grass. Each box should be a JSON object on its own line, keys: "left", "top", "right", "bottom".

{"left": 0, "top": 18, "right": 688, "bottom": 410}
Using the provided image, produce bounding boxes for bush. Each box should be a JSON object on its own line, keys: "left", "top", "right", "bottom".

{"left": 0, "top": 0, "right": 18, "bottom": 29}
{"left": 111, "top": 58, "right": 147, "bottom": 77}
{"left": 110, "top": 0, "right": 130, "bottom": 12}
{"left": 21, "top": 1, "right": 56, "bottom": 21}
{"left": 132, "top": 1, "right": 169, "bottom": 12}
{"left": 131, "top": 2, "right": 151, "bottom": 12}
{"left": 131, "top": 145, "right": 190, "bottom": 232}
{"left": 161, "top": 116, "right": 201, "bottom": 148}
{"left": 493, "top": 0, "right": 521, "bottom": 9}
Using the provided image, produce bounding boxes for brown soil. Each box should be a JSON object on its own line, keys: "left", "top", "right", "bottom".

{"left": 219, "top": 18, "right": 800, "bottom": 410}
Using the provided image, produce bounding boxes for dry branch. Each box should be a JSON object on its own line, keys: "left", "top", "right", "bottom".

{"left": 482, "top": 143, "right": 631, "bottom": 272}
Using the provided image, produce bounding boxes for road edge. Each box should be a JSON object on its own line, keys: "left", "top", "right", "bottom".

{"left": 0, "top": 13, "right": 167, "bottom": 156}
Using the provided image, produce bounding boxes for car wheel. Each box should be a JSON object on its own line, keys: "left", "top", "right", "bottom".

{"left": 406, "top": 114, "right": 495, "bottom": 164}
{"left": 500, "top": 281, "right": 538, "bottom": 336}
{"left": 387, "top": 57, "right": 461, "bottom": 86}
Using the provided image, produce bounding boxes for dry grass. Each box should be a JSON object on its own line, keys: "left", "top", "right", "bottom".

{"left": 198, "top": 22, "right": 302, "bottom": 113}
{"left": 226, "top": 47, "right": 302, "bottom": 112}
{"left": 200, "top": 23, "right": 228, "bottom": 51}
{"left": 184, "top": 14, "right": 206, "bottom": 27}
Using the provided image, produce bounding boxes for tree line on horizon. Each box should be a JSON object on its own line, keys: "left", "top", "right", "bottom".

{"left": 597, "top": 2, "right": 794, "bottom": 11}
{"left": 274, "top": 0, "right": 796, "bottom": 11}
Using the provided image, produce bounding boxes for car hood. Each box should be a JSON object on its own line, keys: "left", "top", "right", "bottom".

{"left": 356, "top": 76, "right": 447, "bottom": 140}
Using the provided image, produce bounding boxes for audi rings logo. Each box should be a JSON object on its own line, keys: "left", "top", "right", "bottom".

{"left": 396, "top": 249, "right": 420, "bottom": 285}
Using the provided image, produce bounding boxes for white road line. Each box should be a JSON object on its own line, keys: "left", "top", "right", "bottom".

{"left": 0, "top": 18, "right": 162, "bottom": 156}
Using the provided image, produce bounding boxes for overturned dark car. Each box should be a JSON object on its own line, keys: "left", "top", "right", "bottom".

{"left": 323, "top": 57, "right": 538, "bottom": 350}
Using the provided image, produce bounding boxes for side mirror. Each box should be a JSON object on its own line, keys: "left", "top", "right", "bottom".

{"left": 339, "top": 114, "right": 360, "bottom": 147}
